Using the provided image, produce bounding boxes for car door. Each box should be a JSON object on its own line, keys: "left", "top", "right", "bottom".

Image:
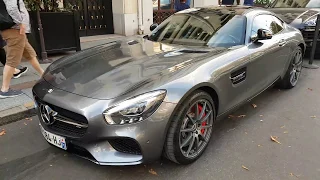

{"left": 247, "top": 14, "right": 289, "bottom": 95}
{"left": 271, "top": 16, "right": 291, "bottom": 75}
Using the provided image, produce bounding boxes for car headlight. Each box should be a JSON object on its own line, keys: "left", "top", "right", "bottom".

{"left": 103, "top": 90, "right": 166, "bottom": 125}
{"left": 304, "top": 16, "right": 317, "bottom": 26}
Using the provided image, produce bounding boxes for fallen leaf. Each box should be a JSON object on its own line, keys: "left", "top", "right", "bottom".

{"left": 258, "top": 145, "right": 262, "bottom": 147}
{"left": 270, "top": 136, "right": 281, "bottom": 144}
{"left": 289, "top": 173, "right": 299, "bottom": 178}
{"left": 149, "top": 169, "right": 158, "bottom": 175}
{"left": 227, "top": 128, "right": 236, "bottom": 132}
{"left": 284, "top": 131, "right": 288, "bottom": 134}
{"left": 310, "top": 116, "right": 316, "bottom": 118}
{"left": 228, "top": 115, "right": 236, "bottom": 118}
{"left": 24, "top": 122, "right": 27, "bottom": 126}
{"left": 252, "top": 104, "right": 257, "bottom": 108}
{"left": 0, "top": 130, "right": 6, "bottom": 136}
{"left": 242, "top": 165, "right": 249, "bottom": 171}
{"left": 238, "top": 115, "right": 246, "bottom": 118}
{"left": 281, "top": 125, "right": 286, "bottom": 129}
{"left": 308, "top": 88, "right": 313, "bottom": 91}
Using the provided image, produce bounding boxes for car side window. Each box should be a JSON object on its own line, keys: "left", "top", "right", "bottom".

{"left": 251, "top": 15, "right": 282, "bottom": 38}
{"left": 272, "top": 16, "right": 284, "bottom": 33}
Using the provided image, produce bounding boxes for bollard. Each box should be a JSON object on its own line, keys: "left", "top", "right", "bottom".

{"left": 303, "top": 14, "right": 320, "bottom": 69}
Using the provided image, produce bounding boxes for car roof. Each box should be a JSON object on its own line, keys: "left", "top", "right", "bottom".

{"left": 177, "top": 5, "right": 270, "bottom": 16}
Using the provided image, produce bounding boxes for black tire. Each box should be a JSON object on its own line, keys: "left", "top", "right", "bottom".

{"left": 164, "top": 90, "right": 216, "bottom": 164}
{"left": 277, "top": 46, "right": 303, "bottom": 89}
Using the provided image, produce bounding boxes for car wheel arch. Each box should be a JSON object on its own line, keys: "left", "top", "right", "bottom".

{"left": 161, "top": 83, "right": 220, "bottom": 157}
{"left": 298, "top": 43, "right": 305, "bottom": 57}
{"left": 281, "top": 44, "right": 304, "bottom": 79}
{"left": 163, "top": 83, "right": 220, "bottom": 134}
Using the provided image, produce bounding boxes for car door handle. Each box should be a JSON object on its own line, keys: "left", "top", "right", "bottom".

{"left": 278, "top": 39, "right": 287, "bottom": 46}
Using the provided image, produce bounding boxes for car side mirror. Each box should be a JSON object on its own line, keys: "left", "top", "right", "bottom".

{"left": 251, "top": 29, "right": 273, "bottom": 43}
{"left": 150, "top": 23, "right": 158, "bottom": 31}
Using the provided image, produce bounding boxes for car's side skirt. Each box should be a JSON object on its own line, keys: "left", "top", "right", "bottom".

{"left": 216, "top": 76, "right": 280, "bottom": 121}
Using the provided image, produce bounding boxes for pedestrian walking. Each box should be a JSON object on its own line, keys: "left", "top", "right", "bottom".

{"left": 219, "top": 0, "right": 240, "bottom": 5}
{"left": 0, "top": 33, "right": 28, "bottom": 79}
{"left": 0, "top": 0, "right": 44, "bottom": 98}
{"left": 176, "top": 0, "right": 190, "bottom": 12}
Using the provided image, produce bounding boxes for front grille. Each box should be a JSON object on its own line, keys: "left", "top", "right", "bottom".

{"left": 49, "top": 120, "right": 87, "bottom": 137}
{"left": 109, "top": 138, "right": 142, "bottom": 155}
{"left": 34, "top": 93, "right": 88, "bottom": 138}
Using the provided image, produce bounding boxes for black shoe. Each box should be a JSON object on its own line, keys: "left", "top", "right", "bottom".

{"left": 0, "top": 89, "right": 23, "bottom": 99}
{"left": 13, "top": 67, "right": 28, "bottom": 79}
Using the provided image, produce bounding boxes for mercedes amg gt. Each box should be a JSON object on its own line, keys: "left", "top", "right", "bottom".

{"left": 33, "top": 6, "right": 305, "bottom": 165}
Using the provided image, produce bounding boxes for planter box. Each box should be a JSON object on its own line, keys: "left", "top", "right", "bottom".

{"left": 28, "top": 11, "right": 81, "bottom": 60}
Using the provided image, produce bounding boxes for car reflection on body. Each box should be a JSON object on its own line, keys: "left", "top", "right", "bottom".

{"left": 33, "top": 6, "right": 305, "bottom": 165}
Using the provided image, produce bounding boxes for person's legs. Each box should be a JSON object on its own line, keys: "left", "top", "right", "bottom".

{"left": 1, "top": 29, "right": 24, "bottom": 94}
{"left": 23, "top": 39, "right": 44, "bottom": 76}
{"left": 0, "top": 47, "right": 27, "bottom": 75}
{"left": 1, "top": 65, "right": 15, "bottom": 92}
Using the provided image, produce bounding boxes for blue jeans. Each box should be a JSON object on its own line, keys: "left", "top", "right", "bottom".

{"left": 244, "top": 0, "right": 254, "bottom": 6}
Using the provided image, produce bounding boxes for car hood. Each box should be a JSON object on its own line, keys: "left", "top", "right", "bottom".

{"left": 269, "top": 8, "right": 320, "bottom": 29}
{"left": 43, "top": 37, "right": 229, "bottom": 100}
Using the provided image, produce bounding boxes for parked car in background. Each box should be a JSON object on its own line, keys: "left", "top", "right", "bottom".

{"left": 33, "top": 6, "right": 305, "bottom": 165}
{"left": 268, "top": 0, "right": 320, "bottom": 56}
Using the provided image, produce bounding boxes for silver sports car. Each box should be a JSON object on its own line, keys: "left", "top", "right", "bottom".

{"left": 33, "top": 6, "right": 305, "bottom": 165}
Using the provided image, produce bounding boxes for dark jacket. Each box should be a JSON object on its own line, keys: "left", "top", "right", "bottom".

{"left": 0, "top": 34, "right": 6, "bottom": 48}
{"left": 176, "top": 3, "right": 190, "bottom": 11}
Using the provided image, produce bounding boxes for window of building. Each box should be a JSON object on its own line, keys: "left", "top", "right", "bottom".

{"left": 149, "top": 12, "right": 247, "bottom": 47}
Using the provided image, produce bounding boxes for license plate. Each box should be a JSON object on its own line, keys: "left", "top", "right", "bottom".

{"left": 40, "top": 125, "right": 67, "bottom": 150}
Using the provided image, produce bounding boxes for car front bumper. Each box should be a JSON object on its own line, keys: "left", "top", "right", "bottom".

{"left": 33, "top": 79, "right": 176, "bottom": 165}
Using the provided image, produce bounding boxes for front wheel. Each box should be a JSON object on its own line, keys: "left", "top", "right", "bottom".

{"left": 164, "top": 91, "right": 216, "bottom": 164}
{"left": 277, "top": 46, "right": 303, "bottom": 89}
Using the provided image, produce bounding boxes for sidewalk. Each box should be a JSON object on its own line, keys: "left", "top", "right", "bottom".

{"left": 0, "top": 34, "right": 126, "bottom": 125}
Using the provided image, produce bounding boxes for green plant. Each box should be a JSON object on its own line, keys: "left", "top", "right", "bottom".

{"left": 254, "top": 0, "right": 271, "bottom": 5}
{"left": 23, "top": 0, "right": 74, "bottom": 12}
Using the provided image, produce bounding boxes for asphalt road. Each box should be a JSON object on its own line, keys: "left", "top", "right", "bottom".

{"left": 1, "top": 65, "right": 320, "bottom": 180}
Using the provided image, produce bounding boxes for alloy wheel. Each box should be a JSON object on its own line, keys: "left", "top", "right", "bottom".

{"left": 179, "top": 100, "right": 214, "bottom": 159}
{"left": 290, "top": 50, "right": 303, "bottom": 86}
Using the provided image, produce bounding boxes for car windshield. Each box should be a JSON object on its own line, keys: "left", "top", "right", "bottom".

{"left": 269, "top": 0, "right": 320, "bottom": 8}
{"left": 148, "top": 11, "right": 247, "bottom": 48}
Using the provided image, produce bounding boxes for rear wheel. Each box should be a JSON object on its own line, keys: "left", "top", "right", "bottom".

{"left": 164, "top": 91, "right": 216, "bottom": 164}
{"left": 277, "top": 47, "right": 303, "bottom": 89}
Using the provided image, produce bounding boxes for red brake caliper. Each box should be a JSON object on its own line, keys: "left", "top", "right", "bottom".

{"left": 198, "top": 104, "right": 207, "bottom": 135}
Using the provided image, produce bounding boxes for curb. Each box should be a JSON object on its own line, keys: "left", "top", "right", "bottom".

{"left": 0, "top": 102, "right": 37, "bottom": 126}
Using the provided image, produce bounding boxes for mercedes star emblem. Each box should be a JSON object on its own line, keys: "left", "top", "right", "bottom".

{"left": 40, "top": 105, "right": 58, "bottom": 125}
